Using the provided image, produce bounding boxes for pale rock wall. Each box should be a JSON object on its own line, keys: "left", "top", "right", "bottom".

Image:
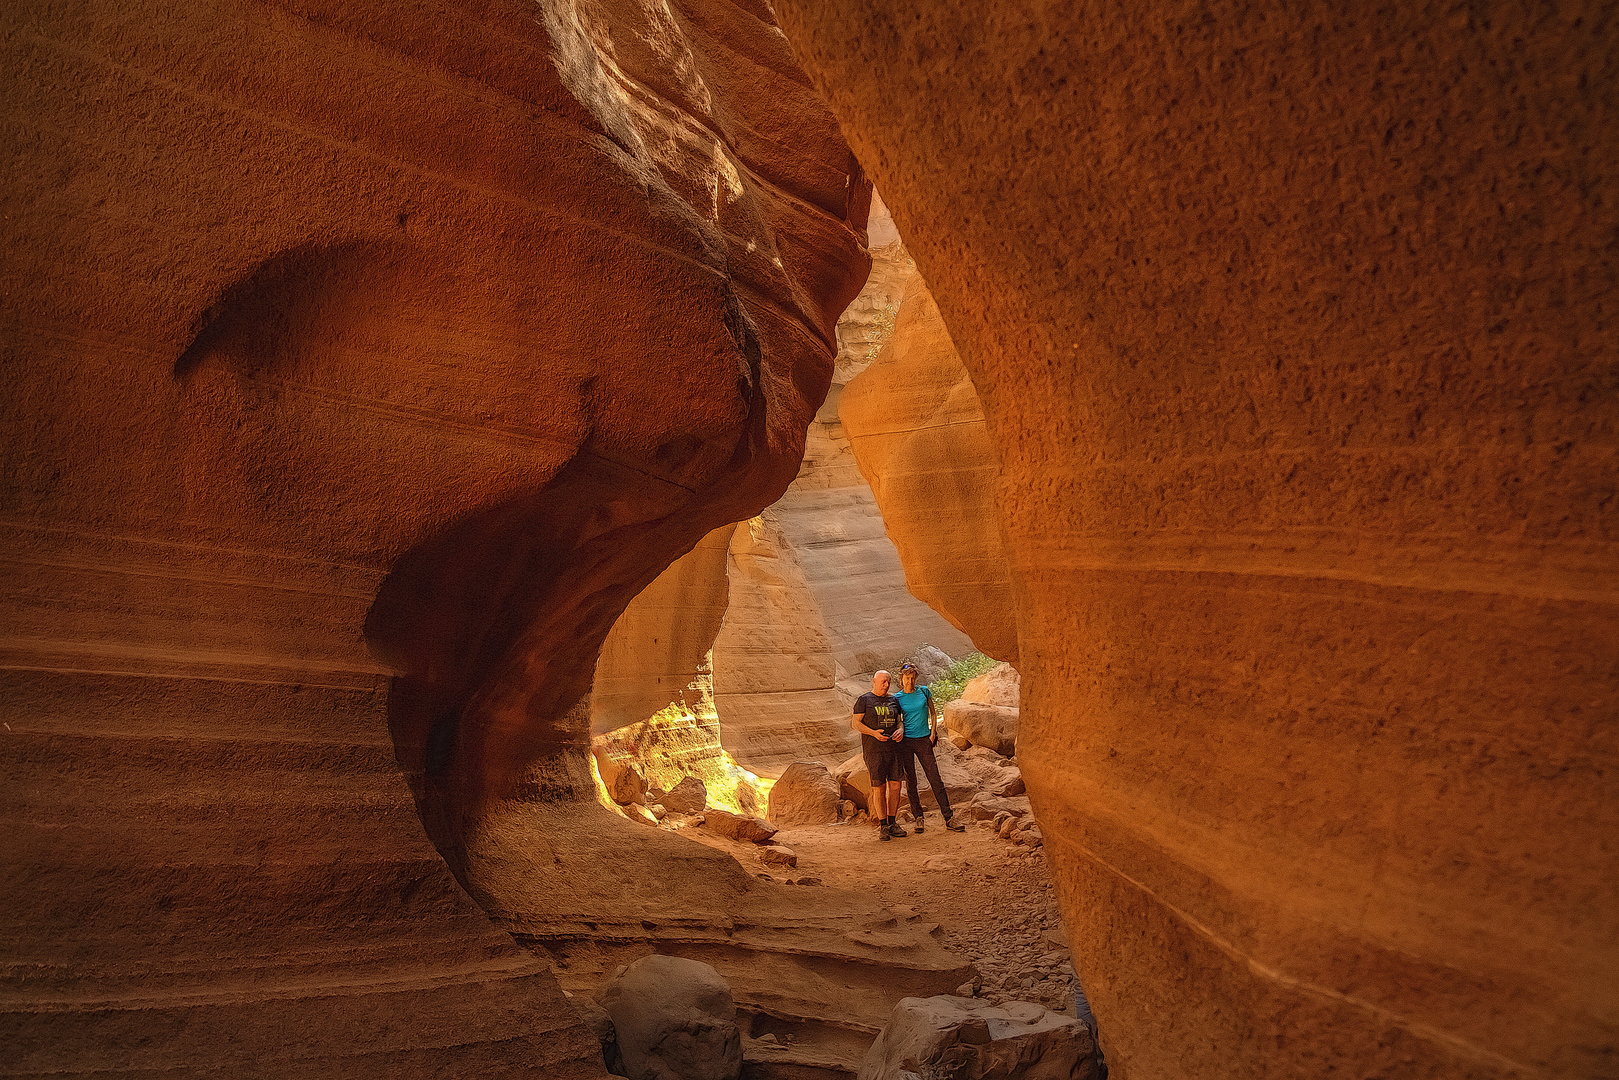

{"left": 710, "top": 193, "right": 971, "bottom": 758}
{"left": 841, "top": 279, "right": 1018, "bottom": 662}
{"left": 773, "top": 218, "right": 974, "bottom": 688}
{"left": 0, "top": 0, "right": 870, "bottom": 1073}
{"left": 772, "top": 3, "right": 1619, "bottom": 1078}
{"left": 712, "top": 514, "right": 857, "bottom": 774}
{"left": 592, "top": 525, "right": 734, "bottom": 735}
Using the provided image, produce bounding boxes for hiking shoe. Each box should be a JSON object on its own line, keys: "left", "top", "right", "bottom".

{"left": 943, "top": 815, "right": 966, "bottom": 832}
{"left": 878, "top": 827, "right": 891, "bottom": 842}
{"left": 887, "top": 822, "right": 908, "bottom": 838}
{"left": 914, "top": 816, "right": 926, "bottom": 833}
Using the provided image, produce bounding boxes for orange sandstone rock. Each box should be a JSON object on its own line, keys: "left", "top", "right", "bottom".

{"left": 772, "top": 3, "right": 1619, "bottom": 1078}
{"left": 841, "top": 280, "right": 1018, "bottom": 662}
{"left": 0, "top": 0, "right": 869, "bottom": 1073}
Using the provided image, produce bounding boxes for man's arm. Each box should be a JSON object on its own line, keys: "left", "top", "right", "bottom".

{"left": 851, "top": 706, "right": 883, "bottom": 739}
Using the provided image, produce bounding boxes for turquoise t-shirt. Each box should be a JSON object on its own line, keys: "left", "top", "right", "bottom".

{"left": 895, "top": 686, "right": 933, "bottom": 738}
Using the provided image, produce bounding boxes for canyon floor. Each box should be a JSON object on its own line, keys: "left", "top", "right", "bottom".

{"left": 633, "top": 811, "right": 1079, "bottom": 1077}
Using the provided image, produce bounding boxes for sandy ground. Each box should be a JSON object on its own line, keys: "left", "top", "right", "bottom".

{"left": 689, "top": 809, "right": 1081, "bottom": 1017}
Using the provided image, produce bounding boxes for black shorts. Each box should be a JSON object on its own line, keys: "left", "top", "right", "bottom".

{"left": 862, "top": 734, "right": 902, "bottom": 786}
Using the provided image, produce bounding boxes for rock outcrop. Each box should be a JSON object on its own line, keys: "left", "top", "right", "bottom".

{"left": 710, "top": 514, "right": 859, "bottom": 774}
{"left": 711, "top": 194, "right": 972, "bottom": 770}
{"left": 841, "top": 280, "right": 1019, "bottom": 663}
{"left": 0, "top": 0, "right": 870, "bottom": 1073}
{"left": 592, "top": 526, "right": 734, "bottom": 734}
{"left": 767, "top": 761, "right": 844, "bottom": 827}
{"left": 858, "top": 996, "right": 1100, "bottom": 1080}
{"left": 773, "top": 4, "right": 1619, "bottom": 1077}
{"left": 599, "top": 955, "right": 742, "bottom": 1080}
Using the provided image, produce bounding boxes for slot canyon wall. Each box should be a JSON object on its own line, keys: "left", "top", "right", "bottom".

{"left": 593, "top": 198, "right": 972, "bottom": 777}
{"left": 774, "top": 3, "right": 1618, "bottom": 1079}
{"left": 841, "top": 278, "right": 1019, "bottom": 664}
{"left": 0, "top": 0, "right": 871, "bottom": 1074}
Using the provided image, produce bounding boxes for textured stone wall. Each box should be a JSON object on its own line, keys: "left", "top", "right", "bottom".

{"left": 0, "top": 0, "right": 869, "bottom": 1073}
{"left": 772, "top": 3, "right": 1618, "bottom": 1078}
{"left": 712, "top": 513, "right": 858, "bottom": 773}
{"left": 592, "top": 525, "right": 734, "bottom": 735}
{"left": 841, "top": 278, "right": 1018, "bottom": 663}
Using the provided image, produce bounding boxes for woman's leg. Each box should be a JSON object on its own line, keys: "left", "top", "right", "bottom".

{"left": 899, "top": 744, "right": 925, "bottom": 818}
{"left": 912, "top": 738, "right": 953, "bottom": 819}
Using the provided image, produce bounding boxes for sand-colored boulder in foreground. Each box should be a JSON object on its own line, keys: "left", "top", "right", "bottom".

{"left": 774, "top": 3, "right": 1619, "bottom": 1077}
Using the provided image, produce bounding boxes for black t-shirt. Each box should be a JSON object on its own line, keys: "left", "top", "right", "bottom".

{"left": 854, "top": 692, "right": 903, "bottom": 738}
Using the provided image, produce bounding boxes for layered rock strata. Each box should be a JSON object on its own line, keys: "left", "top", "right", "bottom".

{"left": 711, "top": 193, "right": 970, "bottom": 756}
{"left": 773, "top": 4, "right": 1619, "bottom": 1078}
{"left": 841, "top": 280, "right": 1018, "bottom": 663}
{"left": 711, "top": 513, "right": 859, "bottom": 774}
{"left": 592, "top": 526, "right": 734, "bottom": 735}
{"left": 1, "top": 0, "right": 870, "bottom": 1074}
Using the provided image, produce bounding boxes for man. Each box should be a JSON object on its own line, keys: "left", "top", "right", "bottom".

{"left": 894, "top": 662, "right": 967, "bottom": 832}
{"left": 851, "top": 670, "right": 906, "bottom": 840}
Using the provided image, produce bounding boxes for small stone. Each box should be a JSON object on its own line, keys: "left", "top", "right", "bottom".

{"left": 661, "top": 775, "right": 708, "bottom": 814}
{"left": 759, "top": 844, "right": 797, "bottom": 868}
{"left": 755, "top": 1032, "right": 778, "bottom": 1045}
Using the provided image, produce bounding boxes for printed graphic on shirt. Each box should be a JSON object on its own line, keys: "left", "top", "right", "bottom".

{"left": 854, "top": 692, "right": 903, "bottom": 736}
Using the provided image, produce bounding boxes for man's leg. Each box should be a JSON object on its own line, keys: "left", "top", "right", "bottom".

{"left": 885, "top": 780, "right": 905, "bottom": 833}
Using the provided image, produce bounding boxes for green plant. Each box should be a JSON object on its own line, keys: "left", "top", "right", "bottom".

{"left": 927, "top": 652, "right": 998, "bottom": 704}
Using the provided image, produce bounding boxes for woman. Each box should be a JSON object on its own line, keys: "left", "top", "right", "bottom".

{"left": 894, "top": 662, "right": 967, "bottom": 832}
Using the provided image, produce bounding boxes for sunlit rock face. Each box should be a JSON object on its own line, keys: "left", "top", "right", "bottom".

{"left": 841, "top": 278, "right": 1018, "bottom": 663}
{"left": 772, "top": 3, "right": 1619, "bottom": 1078}
{"left": 0, "top": 0, "right": 868, "bottom": 1073}
{"left": 592, "top": 525, "right": 735, "bottom": 735}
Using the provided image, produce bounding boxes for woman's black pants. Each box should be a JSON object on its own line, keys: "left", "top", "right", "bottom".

{"left": 899, "top": 736, "right": 953, "bottom": 819}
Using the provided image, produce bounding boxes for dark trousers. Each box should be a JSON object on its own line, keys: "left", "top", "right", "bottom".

{"left": 899, "top": 736, "right": 953, "bottom": 819}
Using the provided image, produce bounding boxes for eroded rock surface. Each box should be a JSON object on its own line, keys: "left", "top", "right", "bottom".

{"left": 858, "top": 996, "right": 1100, "bottom": 1080}
{"left": 841, "top": 280, "right": 1018, "bottom": 663}
{"left": 772, "top": 3, "right": 1619, "bottom": 1076}
{"left": 767, "top": 761, "right": 844, "bottom": 827}
{"left": 600, "top": 955, "right": 742, "bottom": 1080}
{"left": 710, "top": 513, "right": 859, "bottom": 774}
{"left": 0, "top": 0, "right": 870, "bottom": 1073}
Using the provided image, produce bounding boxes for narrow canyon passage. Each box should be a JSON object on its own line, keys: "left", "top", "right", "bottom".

{"left": 1, "top": 0, "right": 1613, "bottom": 1078}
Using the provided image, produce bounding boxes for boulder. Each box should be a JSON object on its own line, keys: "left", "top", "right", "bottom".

{"left": 661, "top": 776, "right": 708, "bottom": 814}
{"left": 701, "top": 809, "right": 779, "bottom": 844}
{"left": 1019, "top": 826, "right": 1044, "bottom": 848}
{"left": 986, "top": 767, "right": 1026, "bottom": 799}
{"left": 965, "top": 794, "right": 1032, "bottom": 822}
{"left": 959, "top": 662, "right": 1020, "bottom": 708}
{"left": 944, "top": 701, "right": 1019, "bottom": 757}
{"left": 767, "top": 761, "right": 843, "bottom": 827}
{"left": 760, "top": 844, "right": 798, "bottom": 868}
{"left": 910, "top": 644, "right": 955, "bottom": 683}
{"left": 594, "top": 751, "right": 649, "bottom": 806}
{"left": 857, "top": 995, "right": 1099, "bottom": 1080}
{"left": 599, "top": 954, "right": 743, "bottom": 1080}
{"left": 833, "top": 751, "right": 874, "bottom": 809}
{"left": 625, "top": 803, "right": 660, "bottom": 827}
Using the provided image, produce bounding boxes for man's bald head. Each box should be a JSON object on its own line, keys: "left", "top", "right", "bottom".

{"left": 873, "top": 670, "right": 892, "bottom": 694}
